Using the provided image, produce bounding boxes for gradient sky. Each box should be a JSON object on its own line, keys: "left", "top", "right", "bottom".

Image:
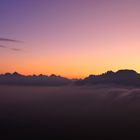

{"left": 1, "top": 0, "right": 140, "bottom": 78}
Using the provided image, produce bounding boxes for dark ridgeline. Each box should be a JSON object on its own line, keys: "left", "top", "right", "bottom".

{"left": 1, "top": 70, "right": 140, "bottom": 139}
{"left": 76, "top": 69, "right": 140, "bottom": 87}
{"left": 1, "top": 69, "right": 140, "bottom": 86}
{"left": 0, "top": 72, "right": 71, "bottom": 86}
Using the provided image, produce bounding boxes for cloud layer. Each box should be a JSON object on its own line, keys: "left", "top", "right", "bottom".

{"left": 0, "top": 85, "right": 140, "bottom": 138}
{"left": 0, "top": 38, "right": 22, "bottom": 43}
{"left": 0, "top": 37, "right": 23, "bottom": 51}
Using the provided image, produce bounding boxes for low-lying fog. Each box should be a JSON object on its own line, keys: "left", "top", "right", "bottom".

{"left": 0, "top": 85, "right": 140, "bottom": 138}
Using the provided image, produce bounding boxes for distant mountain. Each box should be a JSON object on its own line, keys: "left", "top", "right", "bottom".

{"left": 0, "top": 72, "right": 71, "bottom": 86}
{"left": 1, "top": 70, "right": 140, "bottom": 86}
{"left": 75, "top": 69, "right": 140, "bottom": 87}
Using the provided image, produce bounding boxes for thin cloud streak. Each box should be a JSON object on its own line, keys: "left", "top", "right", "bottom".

{"left": 0, "top": 45, "right": 8, "bottom": 48}
{"left": 10, "top": 48, "right": 23, "bottom": 52}
{"left": 0, "top": 38, "right": 23, "bottom": 43}
{"left": 0, "top": 37, "right": 24, "bottom": 52}
{"left": 0, "top": 45, "right": 23, "bottom": 52}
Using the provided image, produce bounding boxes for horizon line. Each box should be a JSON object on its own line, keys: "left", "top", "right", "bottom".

{"left": 0, "top": 69, "right": 138, "bottom": 79}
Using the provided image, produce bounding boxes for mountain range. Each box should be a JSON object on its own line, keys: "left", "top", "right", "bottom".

{"left": 76, "top": 69, "right": 140, "bottom": 87}
{"left": 0, "top": 72, "right": 71, "bottom": 86}
{"left": 0, "top": 69, "right": 140, "bottom": 86}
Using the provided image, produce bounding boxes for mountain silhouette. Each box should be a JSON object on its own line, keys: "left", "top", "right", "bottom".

{"left": 1, "top": 69, "right": 140, "bottom": 86}
{"left": 76, "top": 69, "right": 140, "bottom": 87}
{"left": 0, "top": 72, "right": 71, "bottom": 86}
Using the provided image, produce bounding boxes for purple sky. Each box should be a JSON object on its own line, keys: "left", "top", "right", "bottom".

{"left": 1, "top": 0, "right": 140, "bottom": 78}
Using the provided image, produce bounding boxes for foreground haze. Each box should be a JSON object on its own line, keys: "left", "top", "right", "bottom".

{"left": 1, "top": 85, "right": 140, "bottom": 139}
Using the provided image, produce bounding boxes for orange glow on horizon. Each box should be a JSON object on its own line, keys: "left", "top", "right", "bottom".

{"left": 1, "top": 1, "right": 140, "bottom": 78}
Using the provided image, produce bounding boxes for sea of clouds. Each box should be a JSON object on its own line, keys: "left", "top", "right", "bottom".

{"left": 0, "top": 85, "right": 140, "bottom": 138}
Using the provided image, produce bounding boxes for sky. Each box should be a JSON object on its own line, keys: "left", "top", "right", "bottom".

{"left": 0, "top": 0, "right": 140, "bottom": 78}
